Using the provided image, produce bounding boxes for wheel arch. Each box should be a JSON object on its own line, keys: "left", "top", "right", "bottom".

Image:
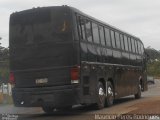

{"left": 99, "top": 78, "right": 106, "bottom": 91}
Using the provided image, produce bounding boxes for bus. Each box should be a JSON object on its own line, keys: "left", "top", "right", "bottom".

{"left": 9, "top": 5, "right": 147, "bottom": 113}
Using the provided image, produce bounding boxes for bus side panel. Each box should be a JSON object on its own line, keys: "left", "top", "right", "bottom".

{"left": 114, "top": 68, "right": 140, "bottom": 99}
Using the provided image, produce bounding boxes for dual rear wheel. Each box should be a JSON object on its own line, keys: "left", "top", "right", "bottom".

{"left": 95, "top": 81, "right": 114, "bottom": 109}
{"left": 96, "top": 81, "right": 142, "bottom": 109}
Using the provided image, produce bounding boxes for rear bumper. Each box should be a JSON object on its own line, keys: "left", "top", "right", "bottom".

{"left": 12, "top": 85, "right": 81, "bottom": 108}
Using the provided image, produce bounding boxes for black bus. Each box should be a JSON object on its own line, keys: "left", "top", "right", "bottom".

{"left": 9, "top": 6, "right": 147, "bottom": 113}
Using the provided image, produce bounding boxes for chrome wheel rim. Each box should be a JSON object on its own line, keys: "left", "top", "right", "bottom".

{"left": 108, "top": 86, "right": 113, "bottom": 103}
{"left": 108, "top": 86, "right": 113, "bottom": 96}
{"left": 99, "top": 87, "right": 105, "bottom": 95}
{"left": 99, "top": 87, "right": 105, "bottom": 104}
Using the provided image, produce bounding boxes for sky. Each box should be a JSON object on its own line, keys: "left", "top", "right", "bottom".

{"left": 0, "top": 0, "right": 160, "bottom": 50}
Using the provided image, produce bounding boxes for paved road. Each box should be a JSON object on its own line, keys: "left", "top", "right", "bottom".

{"left": 0, "top": 80, "right": 160, "bottom": 120}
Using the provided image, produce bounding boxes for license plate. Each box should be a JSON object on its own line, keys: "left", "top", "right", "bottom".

{"left": 35, "top": 78, "right": 48, "bottom": 84}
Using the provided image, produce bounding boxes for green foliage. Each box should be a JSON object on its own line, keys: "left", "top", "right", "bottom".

{"left": 145, "top": 48, "right": 160, "bottom": 61}
{"left": 147, "top": 61, "right": 160, "bottom": 77}
{"left": 0, "top": 60, "right": 9, "bottom": 83}
{"left": 0, "top": 38, "right": 9, "bottom": 83}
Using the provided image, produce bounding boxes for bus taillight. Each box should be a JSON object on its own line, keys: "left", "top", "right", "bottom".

{"left": 71, "top": 66, "right": 80, "bottom": 84}
{"left": 9, "top": 72, "right": 15, "bottom": 85}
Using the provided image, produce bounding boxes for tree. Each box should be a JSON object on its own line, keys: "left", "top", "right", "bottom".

{"left": 147, "top": 61, "right": 160, "bottom": 77}
{"left": 0, "top": 37, "right": 9, "bottom": 84}
{"left": 145, "top": 47, "right": 160, "bottom": 62}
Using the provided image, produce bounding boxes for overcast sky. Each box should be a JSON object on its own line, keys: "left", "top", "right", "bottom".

{"left": 0, "top": 0, "right": 160, "bottom": 50}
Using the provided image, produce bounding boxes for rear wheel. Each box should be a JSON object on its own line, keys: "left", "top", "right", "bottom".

{"left": 135, "top": 84, "right": 141, "bottom": 99}
{"left": 105, "top": 81, "right": 114, "bottom": 107}
{"left": 95, "top": 82, "right": 106, "bottom": 109}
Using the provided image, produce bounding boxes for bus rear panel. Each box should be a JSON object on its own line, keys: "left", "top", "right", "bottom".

{"left": 10, "top": 6, "right": 80, "bottom": 108}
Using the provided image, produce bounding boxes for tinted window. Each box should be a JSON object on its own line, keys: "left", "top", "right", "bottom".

{"left": 110, "top": 30, "right": 116, "bottom": 48}
{"left": 77, "top": 16, "right": 83, "bottom": 40}
{"left": 137, "top": 41, "right": 141, "bottom": 54}
{"left": 92, "top": 23, "right": 100, "bottom": 43}
{"left": 115, "top": 32, "right": 121, "bottom": 49}
{"left": 128, "top": 37, "right": 132, "bottom": 52}
{"left": 85, "top": 19, "right": 93, "bottom": 42}
{"left": 105, "top": 28, "right": 111, "bottom": 47}
{"left": 124, "top": 35, "right": 128, "bottom": 51}
{"left": 99, "top": 26, "right": 105, "bottom": 45}
{"left": 134, "top": 40, "right": 138, "bottom": 53}
{"left": 140, "top": 43, "right": 144, "bottom": 54}
{"left": 79, "top": 17, "right": 86, "bottom": 40}
{"left": 120, "top": 34, "right": 125, "bottom": 50}
{"left": 131, "top": 38, "right": 136, "bottom": 53}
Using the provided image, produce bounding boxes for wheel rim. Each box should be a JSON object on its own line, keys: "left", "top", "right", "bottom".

{"left": 108, "top": 86, "right": 113, "bottom": 103}
{"left": 99, "top": 87, "right": 104, "bottom": 95}
{"left": 99, "top": 87, "right": 105, "bottom": 104}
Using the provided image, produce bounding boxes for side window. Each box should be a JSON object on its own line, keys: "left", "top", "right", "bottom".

{"left": 105, "top": 28, "right": 111, "bottom": 47}
{"left": 134, "top": 40, "right": 138, "bottom": 54}
{"left": 92, "top": 22, "right": 100, "bottom": 44}
{"left": 120, "top": 34, "right": 125, "bottom": 50}
{"left": 137, "top": 41, "right": 141, "bottom": 54}
{"left": 110, "top": 30, "right": 116, "bottom": 48}
{"left": 79, "top": 17, "right": 86, "bottom": 40}
{"left": 115, "top": 32, "right": 121, "bottom": 49}
{"left": 99, "top": 26, "right": 105, "bottom": 45}
{"left": 131, "top": 38, "right": 136, "bottom": 53}
{"left": 140, "top": 43, "right": 144, "bottom": 54}
{"left": 128, "top": 37, "right": 132, "bottom": 52}
{"left": 85, "top": 19, "right": 93, "bottom": 42}
{"left": 76, "top": 16, "right": 83, "bottom": 39}
{"left": 124, "top": 35, "right": 128, "bottom": 51}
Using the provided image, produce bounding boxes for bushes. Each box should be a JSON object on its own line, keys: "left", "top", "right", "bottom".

{"left": 0, "top": 60, "right": 9, "bottom": 84}
{"left": 147, "top": 61, "right": 160, "bottom": 77}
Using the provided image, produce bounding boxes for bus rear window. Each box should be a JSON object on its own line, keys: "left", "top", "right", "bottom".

{"left": 10, "top": 7, "right": 71, "bottom": 46}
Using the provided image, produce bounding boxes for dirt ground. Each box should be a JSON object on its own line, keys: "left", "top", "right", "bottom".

{"left": 128, "top": 79, "right": 160, "bottom": 115}
{"left": 116, "top": 80, "right": 160, "bottom": 120}
{"left": 128, "top": 97, "right": 160, "bottom": 114}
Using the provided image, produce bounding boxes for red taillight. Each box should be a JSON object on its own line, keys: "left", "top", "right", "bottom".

{"left": 9, "top": 72, "right": 15, "bottom": 84}
{"left": 71, "top": 66, "right": 80, "bottom": 84}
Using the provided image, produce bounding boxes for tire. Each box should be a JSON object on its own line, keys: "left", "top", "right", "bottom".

{"left": 105, "top": 81, "right": 114, "bottom": 107}
{"left": 135, "top": 84, "right": 141, "bottom": 99}
{"left": 95, "top": 82, "right": 106, "bottom": 109}
{"left": 42, "top": 105, "right": 54, "bottom": 114}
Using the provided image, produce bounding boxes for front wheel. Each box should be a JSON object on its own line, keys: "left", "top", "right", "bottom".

{"left": 135, "top": 84, "right": 141, "bottom": 99}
